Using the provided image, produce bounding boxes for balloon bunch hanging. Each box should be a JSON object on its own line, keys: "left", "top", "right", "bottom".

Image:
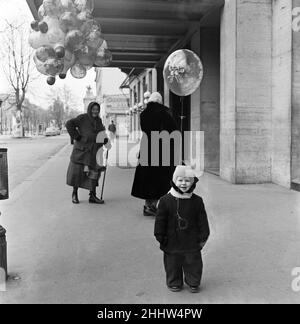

{"left": 28, "top": 0, "right": 112, "bottom": 85}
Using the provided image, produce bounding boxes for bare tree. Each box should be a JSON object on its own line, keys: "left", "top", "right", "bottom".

{"left": 0, "top": 20, "right": 38, "bottom": 137}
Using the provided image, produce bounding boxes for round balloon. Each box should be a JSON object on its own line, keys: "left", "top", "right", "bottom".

{"left": 47, "top": 76, "right": 56, "bottom": 85}
{"left": 55, "top": 45, "right": 65, "bottom": 58}
{"left": 59, "top": 11, "right": 78, "bottom": 33}
{"left": 85, "top": 30, "right": 103, "bottom": 49}
{"left": 38, "top": 21, "right": 48, "bottom": 33}
{"left": 60, "top": 50, "right": 76, "bottom": 75}
{"left": 94, "top": 48, "right": 112, "bottom": 67}
{"left": 74, "top": 0, "right": 95, "bottom": 13}
{"left": 28, "top": 31, "right": 50, "bottom": 49}
{"left": 76, "top": 47, "right": 96, "bottom": 66}
{"left": 60, "top": 0, "right": 77, "bottom": 13}
{"left": 33, "top": 55, "right": 48, "bottom": 75}
{"left": 77, "top": 12, "right": 94, "bottom": 35}
{"left": 38, "top": 4, "right": 46, "bottom": 20}
{"left": 65, "top": 30, "right": 84, "bottom": 51}
{"left": 31, "top": 20, "right": 39, "bottom": 31}
{"left": 44, "top": 58, "right": 64, "bottom": 76}
{"left": 43, "top": 17, "right": 66, "bottom": 46}
{"left": 43, "top": 0, "right": 63, "bottom": 18}
{"left": 36, "top": 45, "right": 56, "bottom": 62}
{"left": 163, "top": 49, "right": 203, "bottom": 97}
{"left": 70, "top": 63, "right": 87, "bottom": 79}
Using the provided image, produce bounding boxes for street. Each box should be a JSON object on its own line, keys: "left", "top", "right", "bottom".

{"left": 0, "top": 138, "right": 300, "bottom": 303}
{"left": 0, "top": 134, "right": 69, "bottom": 191}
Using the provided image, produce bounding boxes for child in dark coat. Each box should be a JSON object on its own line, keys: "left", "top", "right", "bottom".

{"left": 154, "top": 166, "right": 210, "bottom": 293}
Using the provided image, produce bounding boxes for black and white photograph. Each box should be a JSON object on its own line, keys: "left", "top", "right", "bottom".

{"left": 0, "top": 0, "right": 300, "bottom": 309}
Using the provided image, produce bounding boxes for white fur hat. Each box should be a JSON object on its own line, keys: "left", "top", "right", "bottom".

{"left": 172, "top": 165, "right": 195, "bottom": 182}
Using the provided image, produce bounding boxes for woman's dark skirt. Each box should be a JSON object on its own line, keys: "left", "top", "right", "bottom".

{"left": 66, "top": 161, "right": 100, "bottom": 191}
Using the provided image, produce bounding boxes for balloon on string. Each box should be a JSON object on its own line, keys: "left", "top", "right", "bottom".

{"left": 35, "top": 45, "right": 56, "bottom": 62}
{"left": 54, "top": 45, "right": 65, "bottom": 58}
{"left": 29, "top": 31, "right": 50, "bottom": 49}
{"left": 44, "top": 58, "right": 64, "bottom": 76}
{"left": 86, "top": 30, "right": 103, "bottom": 49}
{"left": 74, "top": 0, "right": 95, "bottom": 13}
{"left": 43, "top": 0, "right": 64, "bottom": 18}
{"left": 47, "top": 76, "right": 56, "bottom": 85}
{"left": 78, "top": 12, "right": 94, "bottom": 36}
{"left": 60, "top": 0, "right": 77, "bottom": 13}
{"left": 33, "top": 55, "right": 49, "bottom": 75}
{"left": 43, "top": 17, "right": 65, "bottom": 46}
{"left": 76, "top": 47, "right": 96, "bottom": 66}
{"left": 30, "top": 20, "right": 39, "bottom": 32}
{"left": 65, "top": 30, "right": 84, "bottom": 51}
{"left": 94, "top": 48, "right": 112, "bottom": 67}
{"left": 59, "top": 11, "right": 78, "bottom": 33}
{"left": 58, "top": 50, "right": 76, "bottom": 78}
{"left": 70, "top": 63, "right": 87, "bottom": 78}
{"left": 163, "top": 49, "right": 203, "bottom": 97}
{"left": 38, "top": 4, "right": 46, "bottom": 20}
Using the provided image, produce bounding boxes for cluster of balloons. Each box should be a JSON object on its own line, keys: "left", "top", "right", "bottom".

{"left": 28, "top": 0, "right": 112, "bottom": 85}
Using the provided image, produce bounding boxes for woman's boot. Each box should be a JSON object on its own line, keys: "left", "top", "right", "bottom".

{"left": 89, "top": 190, "right": 104, "bottom": 204}
{"left": 72, "top": 188, "right": 79, "bottom": 204}
{"left": 143, "top": 199, "right": 158, "bottom": 216}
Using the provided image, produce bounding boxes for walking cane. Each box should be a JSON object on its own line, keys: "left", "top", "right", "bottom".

{"left": 100, "top": 148, "right": 109, "bottom": 201}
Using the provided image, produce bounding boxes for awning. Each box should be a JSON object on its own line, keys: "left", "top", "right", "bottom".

{"left": 27, "top": 0, "right": 224, "bottom": 74}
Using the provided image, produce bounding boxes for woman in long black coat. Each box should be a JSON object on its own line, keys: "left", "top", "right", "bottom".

{"left": 131, "top": 92, "right": 180, "bottom": 216}
{"left": 66, "top": 102, "right": 110, "bottom": 204}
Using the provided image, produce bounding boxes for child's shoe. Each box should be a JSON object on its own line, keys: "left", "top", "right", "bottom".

{"left": 168, "top": 286, "right": 182, "bottom": 292}
{"left": 143, "top": 205, "right": 156, "bottom": 216}
{"left": 188, "top": 286, "right": 200, "bottom": 293}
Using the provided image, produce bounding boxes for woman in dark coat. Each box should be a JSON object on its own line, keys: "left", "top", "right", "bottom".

{"left": 131, "top": 92, "right": 180, "bottom": 216}
{"left": 66, "top": 102, "right": 110, "bottom": 204}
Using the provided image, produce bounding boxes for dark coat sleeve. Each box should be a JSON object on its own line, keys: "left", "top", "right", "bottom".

{"left": 197, "top": 199, "right": 210, "bottom": 243}
{"left": 66, "top": 115, "right": 85, "bottom": 142}
{"left": 162, "top": 110, "right": 179, "bottom": 133}
{"left": 154, "top": 197, "right": 169, "bottom": 244}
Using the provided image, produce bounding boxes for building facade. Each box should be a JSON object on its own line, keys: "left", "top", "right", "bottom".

{"left": 27, "top": 0, "right": 300, "bottom": 190}
{"left": 101, "top": 94, "right": 129, "bottom": 137}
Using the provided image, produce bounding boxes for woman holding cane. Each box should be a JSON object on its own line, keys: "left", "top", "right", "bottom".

{"left": 66, "top": 102, "right": 111, "bottom": 204}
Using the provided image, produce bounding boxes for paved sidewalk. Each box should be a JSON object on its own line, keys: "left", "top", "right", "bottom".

{"left": 0, "top": 143, "right": 300, "bottom": 303}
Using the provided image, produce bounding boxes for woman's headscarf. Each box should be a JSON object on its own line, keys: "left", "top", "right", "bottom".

{"left": 87, "top": 102, "right": 101, "bottom": 130}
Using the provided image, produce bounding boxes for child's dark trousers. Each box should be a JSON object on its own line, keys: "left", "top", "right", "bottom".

{"left": 163, "top": 251, "right": 203, "bottom": 287}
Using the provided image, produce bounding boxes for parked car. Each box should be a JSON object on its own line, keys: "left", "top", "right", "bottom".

{"left": 45, "top": 127, "right": 59, "bottom": 136}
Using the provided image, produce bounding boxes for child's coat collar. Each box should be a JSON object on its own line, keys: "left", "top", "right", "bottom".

{"left": 169, "top": 188, "right": 193, "bottom": 199}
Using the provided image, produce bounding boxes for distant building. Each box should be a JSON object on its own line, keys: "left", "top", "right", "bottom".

{"left": 120, "top": 68, "right": 157, "bottom": 141}
{"left": 83, "top": 85, "right": 96, "bottom": 113}
{"left": 101, "top": 94, "right": 129, "bottom": 137}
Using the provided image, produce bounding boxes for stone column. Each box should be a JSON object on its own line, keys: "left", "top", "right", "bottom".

{"left": 272, "top": 0, "right": 292, "bottom": 187}
{"left": 220, "top": 0, "right": 272, "bottom": 184}
{"left": 292, "top": 0, "right": 300, "bottom": 185}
